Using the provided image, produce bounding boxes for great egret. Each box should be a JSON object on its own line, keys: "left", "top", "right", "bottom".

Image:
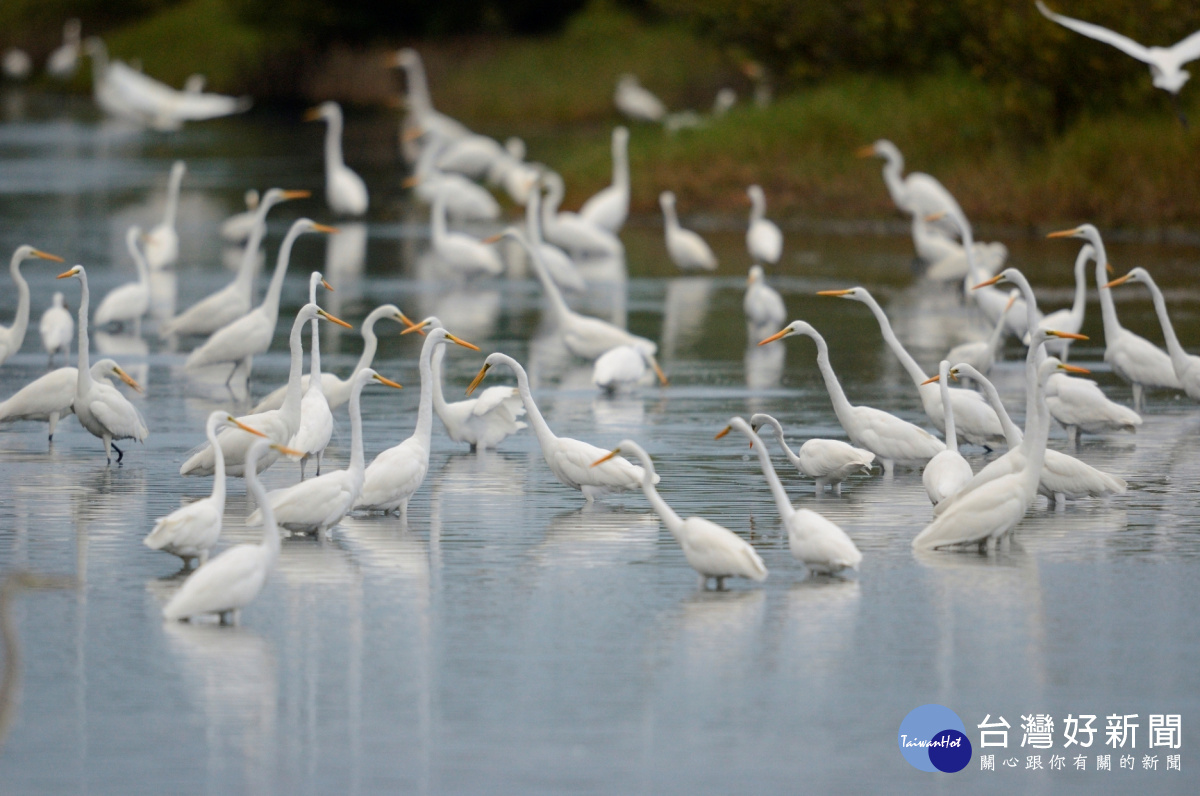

{"left": 404, "top": 137, "right": 500, "bottom": 222}
{"left": 579, "top": 127, "right": 630, "bottom": 234}
{"left": 180, "top": 304, "right": 350, "bottom": 477}
{"left": 0, "top": 357, "right": 128, "bottom": 443}
{"left": 163, "top": 440, "right": 296, "bottom": 624}
{"left": 402, "top": 315, "right": 528, "bottom": 451}
{"left": 1030, "top": 243, "right": 1093, "bottom": 359}
{"left": 1107, "top": 268, "right": 1200, "bottom": 400}
{"left": 355, "top": 327, "right": 480, "bottom": 515}
{"left": 1, "top": 246, "right": 64, "bottom": 366}
{"left": 252, "top": 303, "right": 408, "bottom": 413}
{"left": 758, "top": 322, "right": 945, "bottom": 475}
{"left": 496, "top": 227, "right": 659, "bottom": 361}
{"left": 144, "top": 161, "right": 185, "bottom": 270}
{"left": 430, "top": 191, "right": 504, "bottom": 278}
{"left": 821, "top": 287, "right": 1005, "bottom": 447}
{"left": 468, "top": 353, "right": 655, "bottom": 501}
{"left": 719, "top": 418, "right": 861, "bottom": 574}
{"left": 144, "top": 412, "right": 267, "bottom": 567}
{"left": 746, "top": 186, "right": 783, "bottom": 264}
{"left": 1044, "top": 357, "right": 1143, "bottom": 441}
{"left": 57, "top": 266, "right": 148, "bottom": 464}
{"left": 219, "top": 189, "right": 260, "bottom": 242}
{"left": 46, "top": 19, "right": 82, "bottom": 79}
{"left": 250, "top": 369, "right": 402, "bottom": 534}
{"left": 592, "top": 438, "right": 766, "bottom": 588}
{"left": 944, "top": 290, "right": 1016, "bottom": 377}
{"left": 614, "top": 75, "right": 666, "bottom": 122}
{"left": 38, "top": 291, "right": 73, "bottom": 366}
{"left": 541, "top": 172, "right": 623, "bottom": 258}
{"left": 185, "top": 219, "right": 336, "bottom": 383}
{"left": 660, "top": 191, "right": 717, "bottom": 271}
{"left": 592, "top": 344, "right": 668, "bottom": 393}
{"left": 920, "top": 361, "right": 974, "bottom": 505}
{"left": 434, "top": 133, "right": 507, "bottom": 182}
{"left": 390, "top": 48, "right": 472, "bottom": 153}
{"left": 94, "top": 227, "right": 150, "bottom": 331}
{"left": 162, "top": 189, "right": 310, "bottom": 337}
{"left": 744, "top": 265, "right": 786, "bottom": 337}
{"left": 288, "top": 272, "right": 335, "bottom": 479}
{"left": 305, "top": 102, "right": 369, "bottom": 216}
{"left": 857, "top": 140, "right": 963, "bottom": 250}
{"left": 748, "top": 413, "right": 875, "bottom": 495}
{"left": 1047, "top": 224, "right": 1180, "bottom": 408}
{"left": 525, "top": 179, "right": 585, "bottom": 292}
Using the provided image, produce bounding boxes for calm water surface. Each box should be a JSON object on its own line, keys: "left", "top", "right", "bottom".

{"left": 0, "top": 95, "right": 1198, "bottom": 793}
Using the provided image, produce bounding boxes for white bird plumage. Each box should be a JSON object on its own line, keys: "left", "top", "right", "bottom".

{"left": 579, "top": 127, "right": 630, "bottom": 234}
{"left": 306, "top": 101, "right": 369, "bottom": 216}
{"left": 743, "top": 265, "right": 786, "bottom": 338}
{"left": 1030, "top": 243, "right": 1093, "bottom": 359}
{"left": 541, "top": 172, "right": 623, "bottom": 258}
{"left": 746, "top": 185, "right": 783, "bottom": 264}
{"left": 287, "top": 272, "right": 336, "bottom": 479}
{"left": 525, "top": 179, "right": 586, "bottom": 292}
{"left": 920, "top": 361, "right": 974, "bottom": 505}
{"left": 592, "top": 344, "right": 667, "bottom": 394}
{"left": 38, "top": 291, "right": 73, "bottom": 366}
{"left": 219, "top": 189, "right": 261, "bottom": 243}
{"left": 944, "top": 289, "right": 1016, "bottom": 377}
{"left": 46, "top": 19, "right": 82, "bottom": 79}
{"left": 614, "top": 74, "right": 666, "bottom": 123}
{"left": 1107, "top": 267, "right": 1200, "bottom": 401}
{"left": 660, "top": 191, "right": 717, "bottom": 271}
{"left": 430, "top": 191, "right": 504, "bottom": 278}
{"left": 0, "top": 357, "right": 126, "bottom": 443}
{"left": 94, "top": 226, "right": 150, "bottom": 330}
{"left": 143, "top": 161, "right": 185, "bottom": 270}
{"left": 1, "top": 245, "right": 64, "bottom": 366}
{"left": 749, "top": 413, "right": 875, "bottom": 495}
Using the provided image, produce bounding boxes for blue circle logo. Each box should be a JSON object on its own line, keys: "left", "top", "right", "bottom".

{"left": 898, "top": 704, "right": 972, "bottom": 772}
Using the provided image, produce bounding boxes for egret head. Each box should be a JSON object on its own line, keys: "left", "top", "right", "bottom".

{"left": 56, "top": 264, "right": 84, "bottom": 281}
{"left": 13, "top": 245, "right": 64, "bottom": 265}
{"left": 303, "top": 101, "right": 340, "bottom": 123}
{"left": 1103, "top": 267, "right": 1150, "bottom": 290}
{"left": 659, "top": 191, "right": 676, "bottom": 210}
{"left": 758, "top": 320, "right": 816, "bottom": 346}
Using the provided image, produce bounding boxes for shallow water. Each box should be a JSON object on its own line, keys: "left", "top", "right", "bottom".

{"left": 0, "top": 94, "right": 1198, "bottom": 793}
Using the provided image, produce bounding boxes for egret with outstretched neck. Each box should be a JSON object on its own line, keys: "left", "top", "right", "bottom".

{"left": 748, "top": 413, "right": 874, "bottom": 495}
{"left": 1106, "top": 268, "right": 1200, "bottom": 400}
{"left": 1, "top": 246, "right": 64, "bottom": 366}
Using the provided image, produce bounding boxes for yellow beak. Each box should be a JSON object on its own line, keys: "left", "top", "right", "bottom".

{"left": 311, "top": 223, "right": 340, "bottom": 235}
{"left": 758, "top": 328, "right": 790, "bottom": 346}
{"left": 282, "top": 189, "right": 311, "bottom": 200}
{"left": 321, "top": 278, "right": 334, "bottom": 292}
{"left": 272, "top": 444, "right": 306, "bottom": 457}
{"left": 1058, "top": 363, "right": 1091, "bottom": 374}
{"left": 972, "top": 274, "right": 1004, "bottom": 290}
{"left": 1046, "top": 227, "right": 1080, "bottom": 239}
{"left": 400, "top": 318, "right": 431, "bottom": 336}
{"left": 229, "top": 416, "right": 267, "bottom": 437}
{"left": 714, "top": 425, "right": 732, "bottom": 440}
{"left": 303, "top": 107, "right": 323, "bottom": 122}
{"left": 372, "top": 374, "right": 404, "bottom": 389}
{"left": 56, "top": 267, "right": 80, "bottom": 279}
{"left": 590, "top": 448, "right": 621, "bottom": 467}
{"left": 466, "top": 362, "right": 491, "bottom": 396}
{"left": 447, "top": 333, "right": 481, "bottom": 351}
{"left": 317, "top": 309, "right": 353, "bottom": 329}
{"left": 817, "top": 289, "right": 853, "bottom": 297}
{"left": 114, "top": 367, "right": 143, "bottom": 393}
{"left": 1047, "top": 330, "right": 1088, "bottom": 341}
{"left": 855, "top": 145, "right": 876, "bottom": 158}
{"left": 33, "top": 249, "right": 65, "bottom": 262}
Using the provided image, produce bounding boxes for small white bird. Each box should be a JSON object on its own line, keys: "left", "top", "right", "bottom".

{"left": 1, "top": 245, "right": 65, "bottom": 367}
{"left": 614, "top": 74, "right": 666, "bottom": 123}
{"left": 541, "top": 172, "right": 624, "bottom": 258}
{"left": 144, "top": 412, "right": 267, "bottom": 568}
{"left": 469, "top": 353, "right": 657, "bottom": 502}
{"left": 38, "top": 292, "right": 73, "bottom": 366}
{"left": 579, "top": 127, "right": 630, "bottom": 234}
{"left": 920, "top": 361, "right": 975, "bottom": 506}
{"left": 0, "top": 357, "right": 128, "bottom": 444}
{"left": 743, "top": 265, "right": 786, "bottom": 338}
{"left": 219, "top": 189, "right": 260, "bottom": 243}
{"left": 592, "top": 343, "right": 668, "bottom": 394}
{"left": 593, "top": 438, "right": 766, "bottom": 588}
{"left": 720, "top": 418, "right": 861, "bottom": 574}
{"left": 430, "top": 191, "right": 504, "bottom": 278}
{"left": 944, "top": 290, "right": 1017, "bottom": 377}
{"left": 746, "top": 185, "right": 783, "bottom": 264}
{"left": 46, "top": 19, "right": 82, "bottom": 79}
{"left": 305, "top": 101, "right": 369, "bottom": 216}
{"left": 1106, "top": 267, "right": 1200, "bottom": 400}
{"left": 748, "top": 413, "right": 874, "bottom": 495}
{"left": 660, "top": 191, "right": 717, "bottom": 271}
{"left": 162, "top": 439, "right": 295, "bottom": 624}
{"left": 288, "top": 272, "right": 335, "bottom": 479}
{"left": 144, "top": 161, "right": 185, "bottom": 270}
{"left": 94, "top": 226, "right": 151, "bottom": 332}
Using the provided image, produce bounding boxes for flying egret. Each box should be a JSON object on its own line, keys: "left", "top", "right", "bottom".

{"left": 759, "top": 322, "right": 945, "bottom": 475}
{"left": 94, "top": 226, "right": 150, "bottom": 331}
{"left": 1106, "top": 267, "right": 1200, "bottom": 400}
{"left": 1, "top": 246, "right": 64, "bottom": 366}
{"left": 144, "top": 412, "right": 267, "bottom": 568}
{"left": 748, "top": 413, "right": 874, "bottom": 495}
{"left": 468, "top": 353, "right": 656, "bottom": 501}
{"left": 541, "top": 172, "right": 623, "bottom": 258}
{"left": 38, "top": 291, "right": 73, "bottom": 366}
{"left": 719, "top": 418, "right": 861, "bottom": 574}
{"left": 920, "top": 361, "right": 974, "bottom": 506}
{"left": 143, "top": 161, "right": 185, "bottom": 270}
{"left": 592, "top": 438, "right": 766, "bottom": 588}
{"left": 743, "top": 265, "right": 786, "bottom": 338}
{"left": 614, "top": 75, "right": 666, "bottom": 122}
{"left": 746, "top": 185, "right": 783, "bottom": 264}
{"left": 306, "top": 102, "right": 368, "bottom": 216}
{"left": 355, "top": 327, "right": 480, "bottom": 516}
{"left": 163, "top": 440, "right": 297, "bottom": 624}
{"left": 250, "top": 369, "right": 402, "bottom": 534}
{"left": 57, "top": 266, "right": 148, "bottom": 464}
{"left": 579, "top": 127, "right": 630, "bottom": 234}
{"left": 0, "top": 357, "right": 128, "bottom": 444}
{"left": 660, "top": 191, "right": 717, "bottom": 271}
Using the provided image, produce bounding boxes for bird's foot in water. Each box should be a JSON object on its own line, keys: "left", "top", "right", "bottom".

{"left": 112, "top": 442, "right": 125, "bottom": 465}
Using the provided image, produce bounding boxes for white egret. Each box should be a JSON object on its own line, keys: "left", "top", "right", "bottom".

{"left": 390, "top": 48, "right": 472, "bottom": 152}
{"left": 614, "top": 74, "right": 666, "bottom": 122}
{"left": 660, "top": 191, "right": 717, "bottom": 271}
{"left": 920, "top": 361, "right": 974, "bottom": 505}
{"left": 858, "top": 140, "right": 963, "bottom": 247}
{"left": 57, "top": 266, "right": 148, "bottom": 464}
{"left": 355, "top": 327, "right": 479, "bottom": 515}
{"left": 162, "top": 189, "right": 310, "bottom": 337}
{"left": 944, "top": 289, "right": 1016, "bottom": 377}
{"left": 250, "top": 369, "right": 402, "bottom": 534}
{"left": 305, "top": 101, "right": 369, "bottom": 216}
{"left": 759, "top": 322, "right": 945, "bottom": 475}
{"left": 720, "top": 418, "right": 861, "bottom": 574}
{"left": 46, "top": 19, "right": 82, "bottom": 79}
{"left": 541, "top": 172, "right": 623, "bottom": 258}
{"left": 748, "top": 413, "right": 874, "bottom": 495}
{"left": 3, "top": 50, "right": 31, "bottom": 80}
{"left": 1107, "top": 267, "right": 1200, "bottom": 400}
{"left": 821, "top": 287, "right": 1005, "bottom": 447}
{"left": 469, "top": 353, "right": 656, "bottom": 502}
{"left": 743, "top": 265, "right": 786, "bottom": 337}
{"left": 434, "top": 133, "right": 507, "bottom": 182}
{"left": 579, "top": 127, "right": 630, "bottom": 234}
{"left": 144, "top": 161, "right": 185, "bottom": 270}
{"left": 593, "top": 438, "right": 766, "bottom": 587}
{"left": 1, "top": 246, "right": 64, "bottom": 366}
{"left": 185, "top": 219, "right": 336, "bottom": 383}
{"left": 403, "top": 315, "right": 528, "bottom": 450}
{"left": 592, "top": 344, "right": 668, "bottom": 394}
{"left": 1031, "top": 243, "right": 1093, "bottom": 359}
{"left": 0, "top": 357, "right": 128, "bottom": 444}
{"left": 746, "top": 186, "right": 783, "bottom": 264}
{"left": 144, "top": 412, "right": 267, "bottom": 568}
{"left": 94, "top": 226, "right": 150, "bottom": 331}
{"left": 38, "top": 291, "right": 73, "bottom": 366}
{"left": 404, "top": 138, "right": 500, "bottom": 221}
{"left": 163, "top": 440, "right": 295, "bottom": 624}
{"left": 525, "top": 179, "right": 586, "bottom": 292}
{"left": 180, "top": 303, "right": 351, "bottom": 477}
{"left": 430, "top": 191, "right": 504, "bottom": 278}
{"left": 1047, "top": 224, "right": 1180, "bottom": 408}
{"left": 251, "top": 303, "right": 408, "bottom": 413}
{"left": 219, "top": 189, "right": 260, "bottom": 242}
{"left": 1043, "top": 357, "right": 1143, "bottom": 442}
{"left": 289, "top": 272, "right": 335, "bottom": 479}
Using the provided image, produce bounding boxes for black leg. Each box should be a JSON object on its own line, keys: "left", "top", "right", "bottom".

{"left": 112, "top": 442, "right": 124, "bottom": 464}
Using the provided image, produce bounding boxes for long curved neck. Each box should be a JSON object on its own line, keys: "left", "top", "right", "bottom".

{"left": 234, "top": 199, "right": 275, "bottom": 289}
{"left": 543, "top": 180, "right": 563, "bottom": 219}
{"left": 744, "top": 428, "right": 795, "bottom": 520}
{"left": 526, "top": 186, "right": 544, "bottom": 245}
{"left": 308, "top": 318, "right": 322, "bottom": 386}
{"left": 972, "top": 371, "right": 1022, "bottom": 446}
{"left": 163, "top": 168, "right": 183, "bottom": 229}
{"left": 628, "top": 448, "right": 683, "bottom": 533}
{"left": 264, "top": 227, "right": 303, "bottom": 314}
{"left": 662, "top": 201, "right": 679, "bottom": 232}
{"left": 613, "top": 135, "right": 628, "bottom": 190}
{"left": 805, "top": 332, "right": 857, "bottom": 429}
{"left": 431, "top": 343, "right": 449, "bottom": 416}
{"left": 348, "top": 377, "right": 367, "bottom": 474}
{"left": 324, "top": 114, "right": 345, "bottom": 172}
{"left": 939, "top": 369, "right": 958, "bottom": 454}
{"left": 404, "top": 60, "right": 433, "bottom": 117}
{"left": 281, "top": 315, "right": 307, "bottom": 417}
{"left": 858, "top": 294, "right": 928, "bottom": 385}
{"left": 353, "top": 313, "right": 383, "bottom": 374}
{"left": 503, "top": 356, "right": 556, "bottom": 451}
{"left": 882, "top": 154, "right": 906, "bottom": 207}
{"left": 75, "top": 274, "right": 92, "bottom": 393}
{"left": 1069, "top": 250, "right": 1089, "bottom": 323}
{"left": 987, "top": 307, "right": 1009, "bottom": 350}
{"left": 208, "top": 421, "right": 226, "bottom": 508}
{"left": 1092, "top": 238, "right": 1123, "bottom": 339}
{"left": 520, "top": 236, "right": 571, "bottom": 324}
{"left": 749, "top": 193, "right": 765, "bottom": 224}
{"left": 6, "top": 256, "right": 30, "bottom": 349}
{"left": 432, "top": 196, "right": 447, "bottom": 245}
{"left": 1142, "top": 277, "right": 1188, "bottom": 371}
{"left": 132, "top": 241, "right": 149, "bottom": 285}
{"left": 763, "top": 417, "right": 801, "bottom": 466}
{"left": 412, "top": 337, "right": 439, "bottom": 447}
{"left": 245, "top": 468, "right": 280, "bottom": 563}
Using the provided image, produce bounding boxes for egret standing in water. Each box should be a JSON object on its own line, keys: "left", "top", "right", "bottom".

{"left": 920, "top": 361, "right": 974, "bottom": 506}
{"left": 38, "top": 291, "right": 73, "bottom": 367}
{"left": 748, "top": 413, "right": 874, "bottom": 495}
{"left": 306, "top": 101, "right": 368, "bottom": 216}
{"left": 660, "top": 191, "right": 717, "bottom": 271}
{"left": 143, "top": 161, "right": 185, "bottom": 270}
{"left": 745, "top": 185, "right": 782, "bottom": 264}
{"left": 1, "top": 246, "right": 64, "bottom": 367}
{"left": 288, "top": 272, "right": 335, "bottom": 479}
{"left": 1106, "top": 268, "right": 1200, "bottom": 401}
{"left": 0, "top": 357, "right": 133, "bottom": 445}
